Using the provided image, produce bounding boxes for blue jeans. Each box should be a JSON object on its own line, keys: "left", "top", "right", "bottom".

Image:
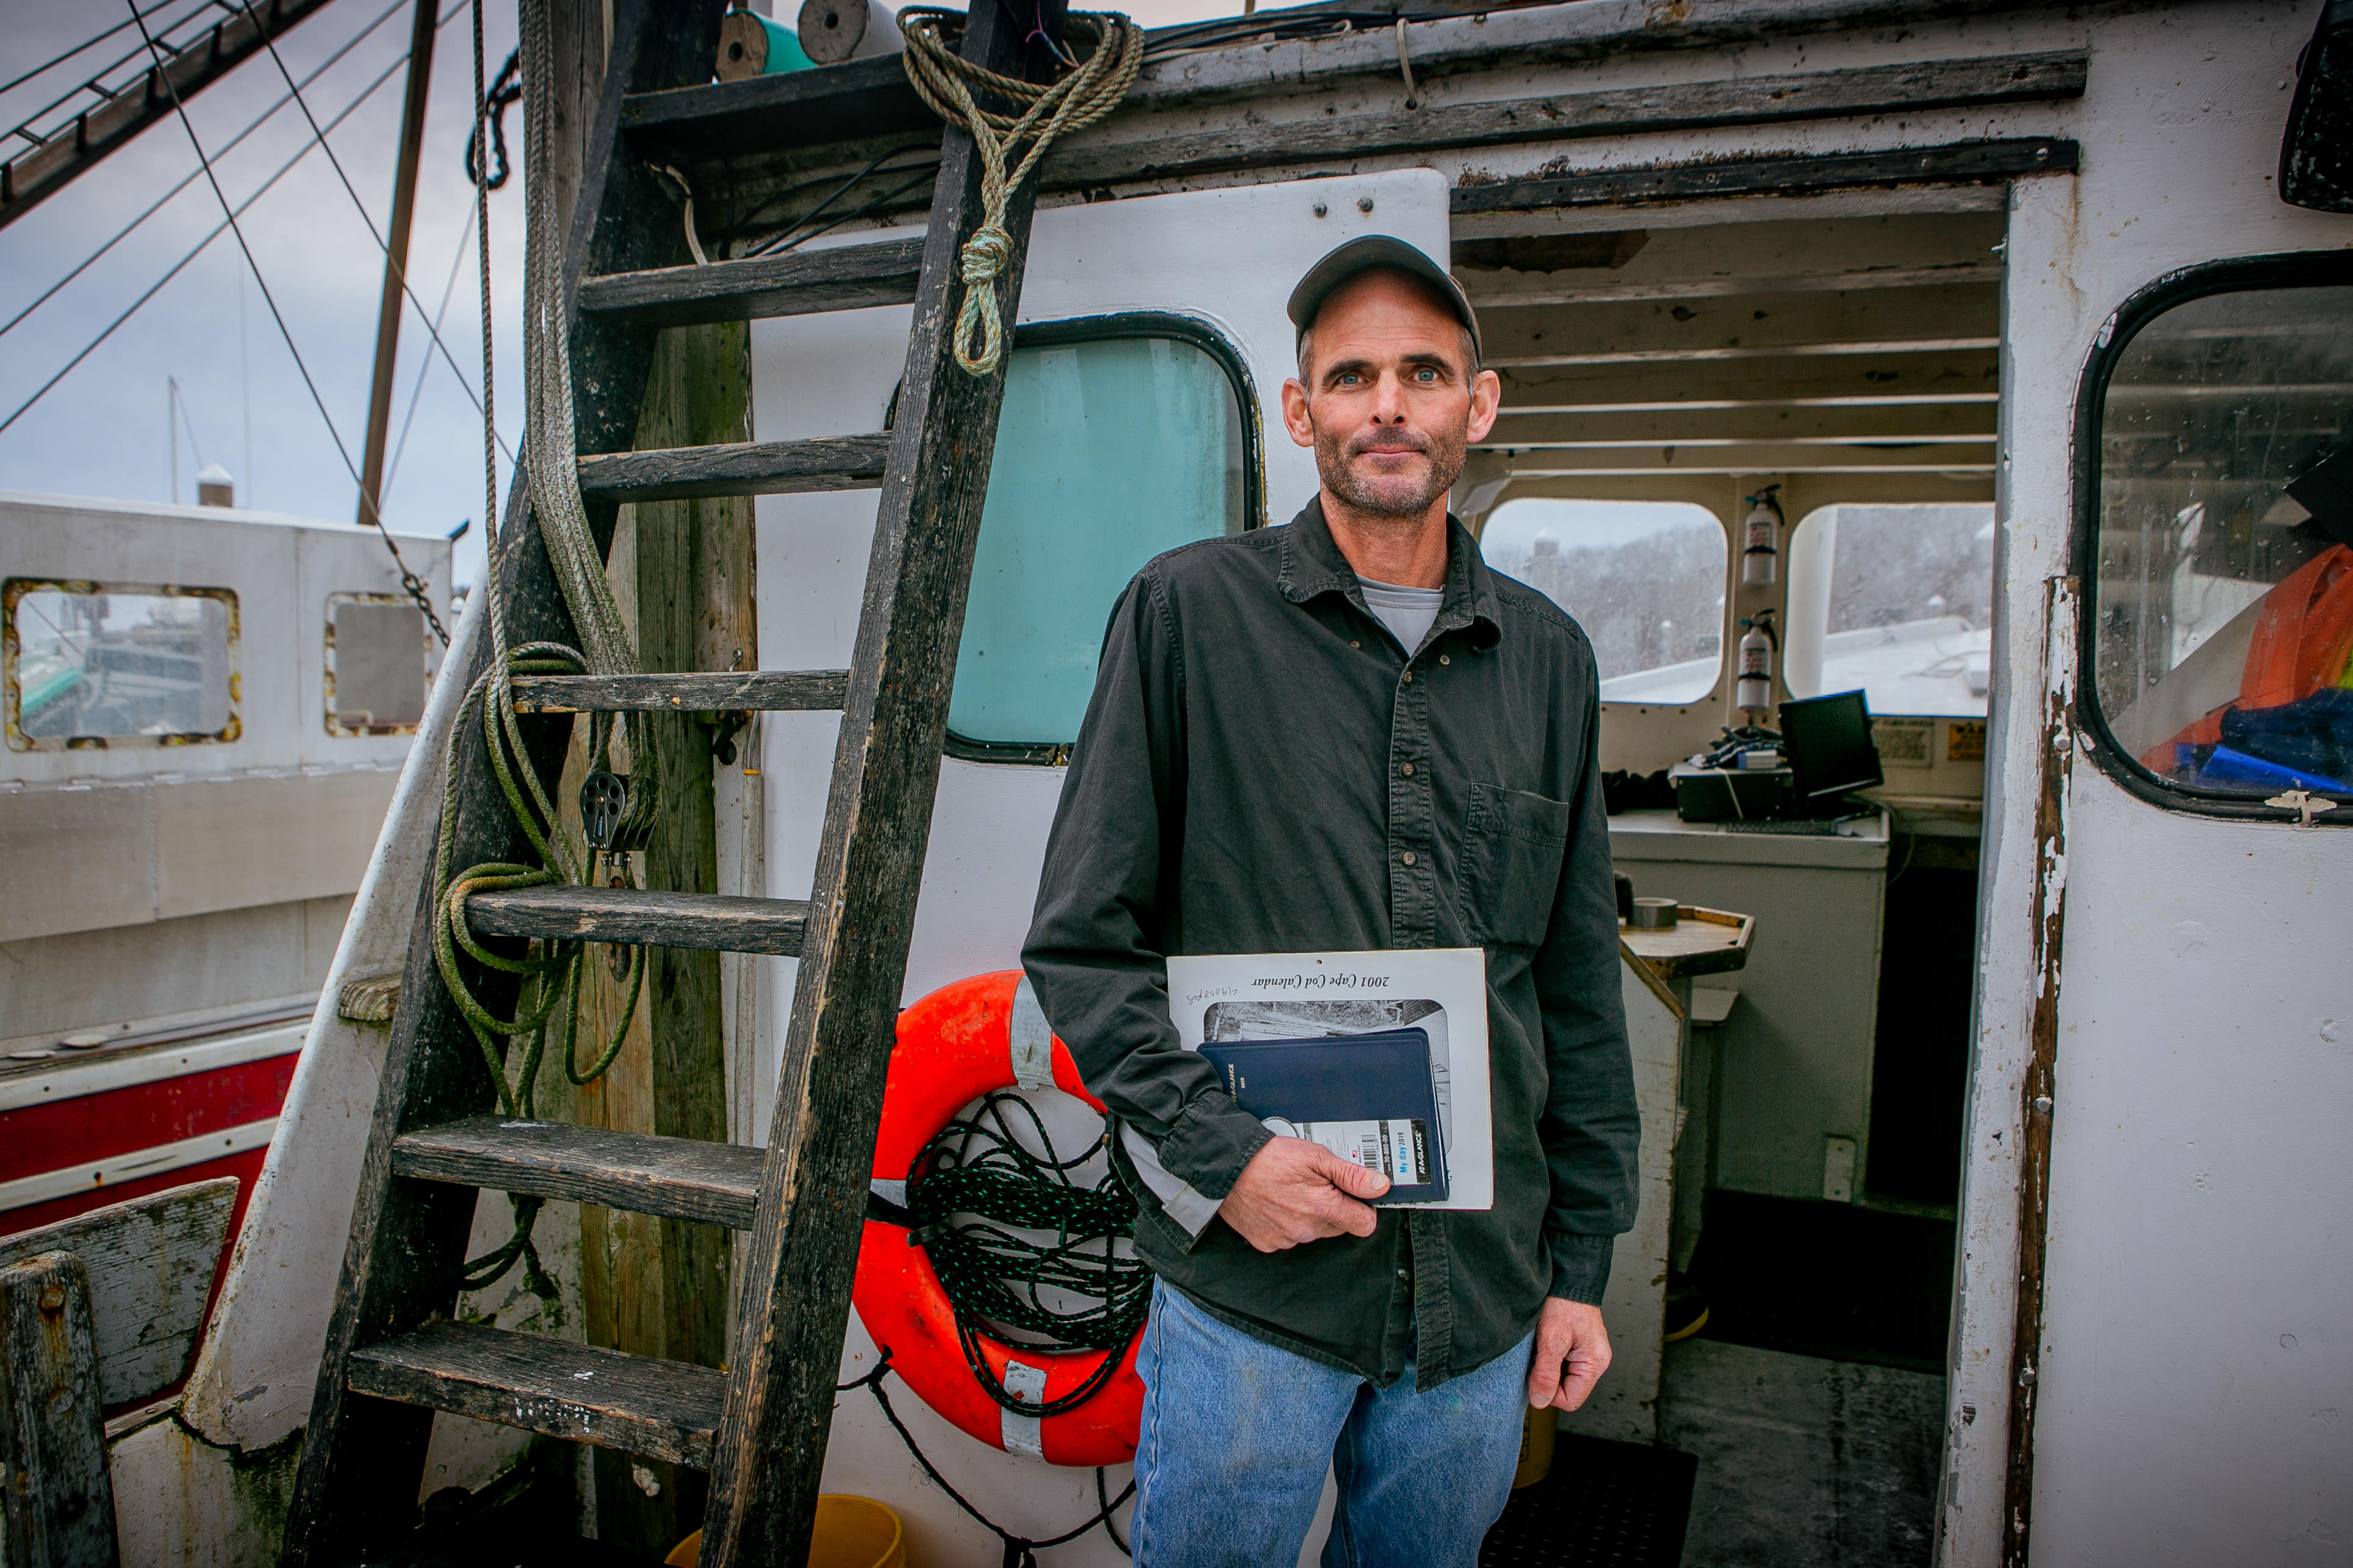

{"left": 1132, "top": 1279, "right": 1532, "bottom": 1568}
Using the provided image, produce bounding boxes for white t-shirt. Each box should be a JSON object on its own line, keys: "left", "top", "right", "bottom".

{"left": 1357, "top": 576, "right": 1445, "bottom": 656}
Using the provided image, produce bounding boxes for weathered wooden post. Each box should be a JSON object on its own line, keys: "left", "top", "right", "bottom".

{"left": 0, "top": 1251, "right": 118, "bottom": 1568}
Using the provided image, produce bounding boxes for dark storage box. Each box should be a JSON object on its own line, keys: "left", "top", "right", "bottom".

{"left": 1669, "top": 762, "right": 1794, "bottom": 822}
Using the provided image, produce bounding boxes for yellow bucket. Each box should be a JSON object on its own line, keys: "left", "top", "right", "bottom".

{"left": 1512, "top": 1405, "right": 1557, "bottom": 1490}
{"left": 667, "top": 1496, "right": 907, "bottom": 1568}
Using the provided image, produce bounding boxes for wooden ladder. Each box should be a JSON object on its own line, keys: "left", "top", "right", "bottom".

{"left": 279, "top": 2, "right": 1063, "bottom": 1561}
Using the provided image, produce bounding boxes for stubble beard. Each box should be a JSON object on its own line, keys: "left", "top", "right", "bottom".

{"left": 1313, "top": 416, "right": 1470, "bottom": 521}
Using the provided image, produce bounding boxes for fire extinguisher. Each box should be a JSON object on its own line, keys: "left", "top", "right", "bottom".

{"left": 1741, "top": 484, "right": 1784, "bottom": 587}
{"left": 1736, "top": 609, "right": 1778, "bottom": 716}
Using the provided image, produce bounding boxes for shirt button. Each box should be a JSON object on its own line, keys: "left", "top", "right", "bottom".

{"left": 1350, "top": 640, "right": 1360, "bottom": 649}
{"left": 1401, "top": 851, "right": 1417, "bottom": 866}
{"left": 1439, "top": 654, "right": 1451, "bottom": 665}
{"left": 1401, "top": 762, "right": 1415, "bottom": 776}
{"left": 1401, "top": 671, "right": 1414, "bottom": 684}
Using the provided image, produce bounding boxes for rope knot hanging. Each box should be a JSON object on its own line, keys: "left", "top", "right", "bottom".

{"left": 953, "top": 223, "right": 1015, "bottom": 372}
{"left": 900, "top": 6, "right": 1144, "bottom": 376}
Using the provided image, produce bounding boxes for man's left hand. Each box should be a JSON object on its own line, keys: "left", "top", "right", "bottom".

{"left": 1525, "top": 1297, "right": 1612, "bottom": 1411}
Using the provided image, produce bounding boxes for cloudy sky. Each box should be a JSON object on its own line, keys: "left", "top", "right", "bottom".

{"left": 0, "top": 0, "right": 1233, "bottom": 593}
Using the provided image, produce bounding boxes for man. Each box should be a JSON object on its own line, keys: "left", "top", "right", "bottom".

{"left": 1022, "top": 235, "right": 1638, "bottom": 1566}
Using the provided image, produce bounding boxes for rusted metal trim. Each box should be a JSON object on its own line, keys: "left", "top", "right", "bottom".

{"left": 2, "top": 577, "right": 242, "bottom": 752}
{"left": 2000, "top": 573, "right": 2077, "bottom": 1568}
{"left": 323, "top": 592, "right": 431, "bottom": 739}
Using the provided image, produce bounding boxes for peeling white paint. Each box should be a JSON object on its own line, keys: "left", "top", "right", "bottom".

{"left": 1943, "top": 8, "right": 2353, "bottom": 1563}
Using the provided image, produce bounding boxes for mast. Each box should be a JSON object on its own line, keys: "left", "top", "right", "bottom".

{"left": 353, "top": 0, "right": 438, "bottom": 528}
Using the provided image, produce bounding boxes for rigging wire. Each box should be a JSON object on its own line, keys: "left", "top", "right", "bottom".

{"left": 120, "top": 0, "right": 448, "bottom": 647}
{"left": 0, "top": 41, "right": 419, "bottom": 440}
{"left": 228, "top": 0, "right": 517, "bottom": 465}
{"left": 379, "top": 199, "right": 479, "bottom": 511}
{"left": 170, "top": 372, "right": 211, "bottom": 480}
{"left": 0, "top": 1, "right": 516, "bottom": 479}
{"left": 0, "top": 0, "right": 417, "bottom": 348}
{"left": 736, "top": 146, "right": 945, "bottom": 259}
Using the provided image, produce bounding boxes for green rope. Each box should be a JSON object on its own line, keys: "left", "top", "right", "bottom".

{"left": 899, "top": 7, "right": 1143, "bottom": 376}
{"left": 430, "top": 0, "right": 659, "bottom": 1304}
{"left": 906, "top": 1090, "right": 1151, "bottom": 1418}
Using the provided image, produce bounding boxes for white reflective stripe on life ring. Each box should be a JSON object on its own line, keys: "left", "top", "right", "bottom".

{"left": 1008, "top": 976, "right": 1055, "bottom": 1090}
{"left": 1000, "top": 1358, "right": 1049, "bottom": 1457}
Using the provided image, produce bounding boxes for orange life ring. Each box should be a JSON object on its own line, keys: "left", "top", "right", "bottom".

{"left": 852, "top": 970, "right": 1145, "bottom": 1467}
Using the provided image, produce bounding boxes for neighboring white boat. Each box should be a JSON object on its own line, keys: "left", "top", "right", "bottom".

{"left": 0, "top": 489, "right": 450, "bottom": 1392}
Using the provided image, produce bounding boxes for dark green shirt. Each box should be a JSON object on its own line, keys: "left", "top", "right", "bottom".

{"left": 1022, "top": 498, "right": 1639, "bottom": 1391}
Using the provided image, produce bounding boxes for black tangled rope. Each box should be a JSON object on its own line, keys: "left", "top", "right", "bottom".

{"left": 903, "top": 1089, "right": 1153, "bottom": 1419}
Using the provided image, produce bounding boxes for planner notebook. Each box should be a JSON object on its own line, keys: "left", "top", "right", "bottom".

{"left": 1198, "top": 1027, "right": 1449, "bottom": 1205}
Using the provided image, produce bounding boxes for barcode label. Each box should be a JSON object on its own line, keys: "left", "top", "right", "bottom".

{"left": 1271, "top": 1117, "right": 1431, "bottom": 1185}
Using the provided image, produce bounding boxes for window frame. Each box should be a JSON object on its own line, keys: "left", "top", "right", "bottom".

{"left": 324, "top": 591, "right": 433, "bottom": 738}
{"left": 2070, "top": 249, "right": 2353, "bottom": 824}
{"left": 3, "top": 576, "right": 242, "bottom": 751}
{"left": 943, "top": 312, "right": 1265, "bottom": 767}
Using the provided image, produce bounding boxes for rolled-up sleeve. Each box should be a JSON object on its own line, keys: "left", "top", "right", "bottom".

{"left": 1022, "top": 571, "right": 1272, "bottom": 1218}
{"left": 1530, "top": 673, "right": 1641, "bottom": 1305}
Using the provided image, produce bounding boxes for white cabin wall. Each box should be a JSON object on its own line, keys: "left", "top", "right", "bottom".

{"left": 0, "top": 896, "right": 348, "bottom": 1047}
{"left": 1, "top": 496, "right": 448, "bottom": 1036}
{"left": 1946, "top": 5, "right": 2353, "bottom": 1563}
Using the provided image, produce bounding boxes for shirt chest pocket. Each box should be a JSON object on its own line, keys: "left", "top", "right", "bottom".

{"left": 1460, "top": 782, "right": 1574, "bottom": 948}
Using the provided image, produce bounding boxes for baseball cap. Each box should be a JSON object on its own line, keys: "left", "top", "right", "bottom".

{"left": 1286, "top": 234, "right": 1483, "bottom": 360}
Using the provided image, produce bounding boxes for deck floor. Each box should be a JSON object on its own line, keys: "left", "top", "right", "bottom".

{"left": 1659, "top": 1338, "right": 1947, "bottom": 1568}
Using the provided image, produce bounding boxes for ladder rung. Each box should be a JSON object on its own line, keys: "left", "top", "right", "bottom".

{"left": 466, "top": 887, "right": 811, "bottom": 956}
{"left": 508, "top": 670, "right": 849, "bottom": 714}
{"left": 577, "top": 238, "right": 925, "bottom": 328}
{"left": 392, "top": 1116, "right": 763, "bottom": 1228}
{"left": 347, "top": 1322, "right": 724, "bottom": 1469}
{"left": 575, "top": 433, "right": 891, "bottom": 504}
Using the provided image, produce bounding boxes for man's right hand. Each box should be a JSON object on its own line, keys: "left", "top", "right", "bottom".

{"left": 1218, "top": 1136, "right": 1390, "bottom": 1252}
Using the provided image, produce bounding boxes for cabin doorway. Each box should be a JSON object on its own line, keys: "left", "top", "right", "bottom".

{"left": 1456, "top": 190, "right": 2004, "bottom": 1564}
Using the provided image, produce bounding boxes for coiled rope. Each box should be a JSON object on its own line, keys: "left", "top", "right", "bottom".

{"left": 905, "top": 1089, "right": 1152, "bottom": 1418}
{"left": 433, "top": 0, "right": 656, "bottom": 1299}
{"left": 898, "top": 6, "right": 1142, "bottom": 375}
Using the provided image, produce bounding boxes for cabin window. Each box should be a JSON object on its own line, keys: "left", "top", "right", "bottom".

{"left": 2080, "top": 261, "right": 2353, "bottom": 808}
{"left": 1784, "top": 504, "right": 1996, "bottom": 718}
{"left": 1478, "top": 499, "right": 1726, "bottom": 703}
{"left": 948, "top": 325, "right": 1254, "bottom": 762}
{"left": 4, "top": 580, "right": 239, "bottom": 750}
{"left": 326, "top": 593, "right": 429, "bottom": 736}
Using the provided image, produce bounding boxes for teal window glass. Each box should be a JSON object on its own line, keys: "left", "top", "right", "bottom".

{"left": 949, "top": 332, "right": 1250, "bottom": 750}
